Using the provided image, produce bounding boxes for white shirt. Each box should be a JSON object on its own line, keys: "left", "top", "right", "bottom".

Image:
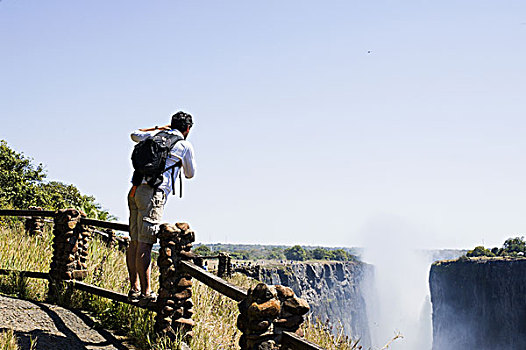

{"left": 131, "top": 129, "right": 196, "bottom": 197}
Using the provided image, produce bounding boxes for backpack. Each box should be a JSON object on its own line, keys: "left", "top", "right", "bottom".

{"left": 131, "top": 130, "right": 184, "bottom": 196}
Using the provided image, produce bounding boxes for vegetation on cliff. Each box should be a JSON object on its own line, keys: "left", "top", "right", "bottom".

{"left": 465, "top": 236, "right": 526, "bottom": 258}
{"left": 196, "top": 243, "right": 357, "bottom": 262}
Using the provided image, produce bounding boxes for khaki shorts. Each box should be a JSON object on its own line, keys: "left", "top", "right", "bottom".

{"left": 128, "top": 184, "right": 166, "bottom": 245}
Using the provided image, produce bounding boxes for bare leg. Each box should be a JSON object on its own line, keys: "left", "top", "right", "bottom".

{"left": 126, "top": 241, "right": 140, "bottom": 292}
{"left": 136, "top": 242, "right": 154, "bottom": 295}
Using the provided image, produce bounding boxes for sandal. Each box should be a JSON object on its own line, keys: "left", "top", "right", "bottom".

{"left": 138, "top": 292, "right": 157, "bottom": 307}
{"left": 128, "top": 289, "right": 141, "bottom": 303}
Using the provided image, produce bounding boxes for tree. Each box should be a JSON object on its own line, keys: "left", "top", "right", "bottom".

{"left": 466, "top": 246, "right": 495, "bottom": 257}
{"left": 331, "top": 249, "right": 356, "bottom": 261}
{"left": 0, "top": 140, "right": 45, "bottom": 209}
{"left": 267, "top": 247, "right": 285, "bottom": 260}
{"left": 284, "top": 245, "right": 307, "bottom": 261}
{"left": 311, "top": 247, "right": 331, "bottom": 260}
{"left": 194, "top": 244, "right": 212, "bottom": 256}
{"left": 36, "top": 181, "right": 112, "bottom": 220}
{"left": 230, "top": 251, "right": 250, "bottom": 260}
{"left": 0, "top": 140, "right": 111, "bottom": 220}
{"left": 502, "top": 237, "right": 526, "bottom": 256}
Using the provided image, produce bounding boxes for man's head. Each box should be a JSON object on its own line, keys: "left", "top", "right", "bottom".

{"left": 171, "top": 111, "right": 193, "bottom": 137}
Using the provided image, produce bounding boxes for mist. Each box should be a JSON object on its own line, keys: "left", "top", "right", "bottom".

{"left": 360, "top": 214, "right": 433, "bottom": 350}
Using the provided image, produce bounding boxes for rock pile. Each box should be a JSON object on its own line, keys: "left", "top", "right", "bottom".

{"left": 237, "top": 283, "right": 310, "bottom": 350}
{"left": 155, "top": 222, "right": 196, "bottom": 341}
{"left": 25, "top": 206, "right": 45, "bottom": 236}
{"left": 49, "top": 209, "right": 90, "bottom": 300}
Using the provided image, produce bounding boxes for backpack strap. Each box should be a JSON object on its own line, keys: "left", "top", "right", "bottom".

{"left": 164, "top": 160, "right": 183, "bottom": 197}
{"left": 179, "top": 170, "right": 183, "bottom": 198}
{"left": 160, "top": 135, "right": 184, "bottom": 197}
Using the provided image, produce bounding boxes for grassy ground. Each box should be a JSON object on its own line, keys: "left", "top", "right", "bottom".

{"left": 0, "top": 222, "right": 364, "bottom": 349}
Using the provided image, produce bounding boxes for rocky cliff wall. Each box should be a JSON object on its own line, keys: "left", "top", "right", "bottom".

{"left": 258, "top": 261, "right": 372, "bottom": 346}
{"left": 429, "top": 258, "right": 526, "bottom": 350}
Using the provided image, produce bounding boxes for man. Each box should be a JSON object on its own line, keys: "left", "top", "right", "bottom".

{"left": 127, "top": 111, "right": 196, "bottom": 305}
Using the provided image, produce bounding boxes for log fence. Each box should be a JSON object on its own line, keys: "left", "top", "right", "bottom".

{"left": 0, "top": 208, "right": 326, "bottom": 350}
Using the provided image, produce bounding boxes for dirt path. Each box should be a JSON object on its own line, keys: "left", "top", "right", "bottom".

{"left": 0, "top": 294, "right": 133, "bottom": 350}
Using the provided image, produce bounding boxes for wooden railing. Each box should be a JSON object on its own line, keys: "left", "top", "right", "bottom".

{"left": 179, "top": 260, "right": 325, "bottom": 349}
{"left": 0, "top": 208, "right": 326, "bottom": 350}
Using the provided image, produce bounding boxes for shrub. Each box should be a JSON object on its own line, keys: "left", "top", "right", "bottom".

{"left": 466, "top": 246, "right": 495, "bottom": 257}
{"left": 465, "top": 236, "right": 526, "bottom": 258}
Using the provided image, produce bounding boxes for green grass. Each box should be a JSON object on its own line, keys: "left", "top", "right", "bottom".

{"left": 0, "top": 222, "right": 364, "bottom": 349}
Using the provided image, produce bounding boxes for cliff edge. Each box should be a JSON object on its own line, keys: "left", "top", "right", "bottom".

{"left": 429, "top": 257, "right": 526, "bottom": 350}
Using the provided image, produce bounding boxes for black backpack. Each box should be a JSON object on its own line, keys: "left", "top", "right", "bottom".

{"left": 131, "top": 130, "right": 184, "bottom": 196}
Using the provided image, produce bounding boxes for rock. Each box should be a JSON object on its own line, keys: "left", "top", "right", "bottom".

{"left": 275, "top": 285, "right": 294, "bottom": 299}
{"left": 247, "top": 299, "right": 281, "bottom": 320}
{"left": 248, "top": 320, "right": 270, "bottom": 332}
{"left": 174, "top": 289, "right": 192, "bottom": 300}
{"left": 71, "top": 270, "right": 88, "bottom": 280}
{"left": 159, "top": 288, "right": 172, "bottom": 299}
{"left": 251, "top": 283, "right": 276, "bottom": 302}
{"left": 173, "top": 318, "right": 195, "bottom": 327}
{"left": 256, "top": 340, "right": 277, "bottom": 350}
{"left": 273, "top": 315, "right": 304, "bottom": 329}
{"left": 162, "top": 306, "right": 174, "bottom": 315}
{"left": 178, "top": 250, "right": 196, "bottom": 259}
{"left": 67, "top": 221, "right": 77, "bottom": 229}
{"left": 173, "top": 307, "right": 184, "bottom": 318}
{"left": 161, "top": 280, "right": 174, "bottom": 289}
{"left": 175, "top": 222, "right": 190, "bottom": 231}
{"left": 282, "top": 297, "right": 309, "bottom": 315}
{"left": 164, "top": 247, "right": 172, "bottom": 257}
{"left": 177, "top": 277, "right": 192, "bottom": 288}
{"left": 183, "top": 308, "right": 194, "bottom": 318}
{"left": 237, "top": 314, "right": 248, "bottom": 331}
{"left": 158, "top": 257, "right": 174, "bottom": 268}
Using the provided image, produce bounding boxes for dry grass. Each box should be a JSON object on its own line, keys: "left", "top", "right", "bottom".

{"left": 0, "top": 329, "right": 19, "bottom": 350}
{"left": 0, "top": 223, "right": 365, "bottom": 349}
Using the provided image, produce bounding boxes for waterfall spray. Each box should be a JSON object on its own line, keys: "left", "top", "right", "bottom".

{"left": 360, "top": 214, "right": 433, "bottom": 350}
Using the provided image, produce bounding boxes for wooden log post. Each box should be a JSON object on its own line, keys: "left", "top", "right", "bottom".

{"left": 193, "top": 256, "right": 204, "bottom": 269}
{"left": 155, "top": 222, "right": 196, "bottom": 341}
{"left": 218, "top": 252, "right": 229, "bottom": 278}
{"left": 103, "top": 228, "right": 115, "bottom": 247}
{"left": 25, "top": 206, "right": 45, "bottom": 236}
{"left": 226, "top": 255, "right": 232, "bottom": 277}
{"left": 48, "top": 209, "right": 91, "bottom": 301}
{"left": 237, "top": 283, "right": 310, "bottom": 350}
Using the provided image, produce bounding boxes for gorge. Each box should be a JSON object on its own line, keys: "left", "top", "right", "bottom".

{"left": 234, "top": 252, "right": 525, "bottom": 350}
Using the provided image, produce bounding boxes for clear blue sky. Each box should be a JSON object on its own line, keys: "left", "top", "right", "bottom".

{"left": 1, "top": 0, "right": 525, "bottom": 249}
